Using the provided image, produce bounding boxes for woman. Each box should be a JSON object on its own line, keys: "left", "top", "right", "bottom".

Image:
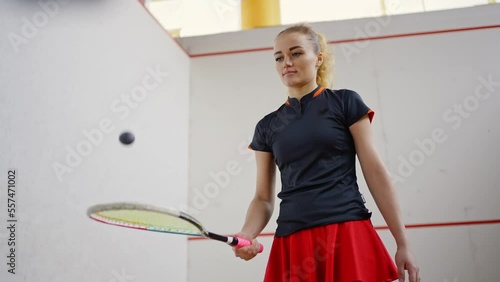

{"left": 234, "top": 24, "right": 420, "bottom": 282}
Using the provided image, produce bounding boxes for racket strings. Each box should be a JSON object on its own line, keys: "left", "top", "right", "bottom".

{"left": 91, "top": 209, "right": 202, "bottom": 236}
{"left": 92, "top": 213, "right": 154, "bottom": 230}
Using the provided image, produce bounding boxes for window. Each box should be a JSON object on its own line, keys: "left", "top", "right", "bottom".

{"left": 146, "top": 0, "right": 494, "bottom": 37}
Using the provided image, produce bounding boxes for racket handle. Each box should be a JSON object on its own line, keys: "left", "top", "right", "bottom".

{"left": 235, "top": 237, "right": 264, "bottom": 253}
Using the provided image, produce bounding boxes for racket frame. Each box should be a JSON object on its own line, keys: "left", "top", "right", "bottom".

{"left": 87, "top": 202, "right": 257, "bottom": 249}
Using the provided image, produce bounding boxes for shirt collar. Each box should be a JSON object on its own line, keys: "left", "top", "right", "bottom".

{"left": 285, "top": 85, "right": 325, "bottom": 105}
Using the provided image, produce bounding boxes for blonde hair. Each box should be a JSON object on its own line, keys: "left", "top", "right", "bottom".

{"left": 276, "top": 23, "right": 334, "bottom": 87}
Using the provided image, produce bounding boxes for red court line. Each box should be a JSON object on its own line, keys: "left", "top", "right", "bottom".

{"left": 188, "top": 219, "right": 500, "bottom": 240}
{"left": 190, "top": 46, "right": 274, "bottom": 58}
{"left": 330, "top": 24, "right": 500, "bottom": 44}
{"left": 189, "top": 24, "right": 500, "bottom": 58}
{"left": 373, "top": 218, "right": 500, "bottom": 230}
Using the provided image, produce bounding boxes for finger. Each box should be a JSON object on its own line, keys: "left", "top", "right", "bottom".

{"left": 251, "top": 239, "right": 260, "bottom": 254}
{"left": 408, "top": 266, "right": 418, "bottom": 282}
{"left": 233, "top": 246, "right": 249, "bottom": 256}
{"left": 409, "top": 266, "right": 419, "bottom": 282}
{"left": 234, "top": 246, "right": 255, "bottom": 259}
{"left": 239, "top": 251, "right": 255, "bottom": 261}
{"left": 397, "top": 263, "right": 405, "bottom": 282}
{"left": 233, "top": 249, "right": 242, "bottom": 257}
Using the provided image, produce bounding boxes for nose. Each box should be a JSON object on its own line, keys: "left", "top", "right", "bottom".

{"left": 283, "top": 56, "right": 293, "bottom": 66}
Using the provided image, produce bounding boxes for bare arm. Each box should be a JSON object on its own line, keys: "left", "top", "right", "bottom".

{"left": 234, "top": 151, "right": 276, "bottom": 260}
{"left": 350, "top": 116, "right": 408, "bottom": 246}
{"left": 350, "top": 115, "right": 420, "bottom": 282}
{"left": 240, "top": 151, "right": 276, "bottom": 238}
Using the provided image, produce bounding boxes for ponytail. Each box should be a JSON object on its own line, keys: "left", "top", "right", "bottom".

{"left": 316, "top": 32, "right": 333, "bottom": 88}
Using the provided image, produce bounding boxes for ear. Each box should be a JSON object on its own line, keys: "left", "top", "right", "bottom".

{"left": 316, "top": 52, "right": 323, "bottom": 67}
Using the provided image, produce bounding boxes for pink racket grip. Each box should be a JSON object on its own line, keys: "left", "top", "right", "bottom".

{"left": 235, "top": 237, "right": 264, "bottom": 253}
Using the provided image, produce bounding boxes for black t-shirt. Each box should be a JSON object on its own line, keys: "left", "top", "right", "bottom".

{"left": 249, "top": 86, "right": 374, "bottom": 237}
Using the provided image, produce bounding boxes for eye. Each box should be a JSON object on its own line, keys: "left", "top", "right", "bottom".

{"left": 275, "top": 57, "right": 283, "bottom": 62}
{"left": 292, "top": 52, "right": 302, "bottom": 57}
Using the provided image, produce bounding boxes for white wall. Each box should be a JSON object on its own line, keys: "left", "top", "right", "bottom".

{"left": 1, "top": 2, "right": 499, "bottom": 282}
{"left": 183, "top": 5, "right": 500, "bottom": 282}
{"left": 0, "top": 1, "right": 189, "bottom": 281}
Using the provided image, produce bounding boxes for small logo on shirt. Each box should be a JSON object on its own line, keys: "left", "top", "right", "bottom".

{"left": 318, "top": 108, "right": 328, "bottom": 115}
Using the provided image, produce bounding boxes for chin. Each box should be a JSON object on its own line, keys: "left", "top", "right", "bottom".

{"left": 282, "top": 80, "right": 305, "bottom": 88}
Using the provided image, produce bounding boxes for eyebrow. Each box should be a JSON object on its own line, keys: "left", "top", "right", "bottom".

{"left": 274, "top": 46, "right": 303, "bottom": 56}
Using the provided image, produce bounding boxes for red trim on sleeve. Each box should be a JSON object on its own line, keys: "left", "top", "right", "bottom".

{"left": 367, "top": 110, "right": 375, "bottom": 123}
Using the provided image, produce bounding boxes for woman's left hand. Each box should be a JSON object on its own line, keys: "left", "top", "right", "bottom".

{"left": 395, "top": 246, "right": 420, "bottom": 282}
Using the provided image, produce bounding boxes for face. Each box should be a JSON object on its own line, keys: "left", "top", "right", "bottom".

{"left": 273, "top": 32, "right": 322, "bottom": 89}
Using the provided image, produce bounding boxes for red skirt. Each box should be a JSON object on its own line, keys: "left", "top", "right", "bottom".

{"left": 264, "top": 219, "right": 398, "bottom": 282}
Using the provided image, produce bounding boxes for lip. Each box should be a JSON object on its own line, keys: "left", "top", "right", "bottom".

{"left": 283, "top": 70, "right": 296, "bottom": 76}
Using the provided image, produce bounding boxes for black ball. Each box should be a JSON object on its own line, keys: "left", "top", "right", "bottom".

{"left": 119, "top": 131, "right": 135, "bottom": 145}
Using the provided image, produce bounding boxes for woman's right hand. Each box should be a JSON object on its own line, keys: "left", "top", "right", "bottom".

{"left": 233, "top": 232, "right": 261, "bottom": 261}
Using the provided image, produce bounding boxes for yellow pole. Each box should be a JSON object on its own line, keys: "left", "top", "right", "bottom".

{"left": 380, "top": 0, "right": 387, "bottom": 16}
{"left": 241, "top": 0, "right": 281, "bottom": 30}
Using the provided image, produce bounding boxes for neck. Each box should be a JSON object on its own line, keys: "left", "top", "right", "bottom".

{"left": 287, "top": 82, "right": 318, "bottom": 100}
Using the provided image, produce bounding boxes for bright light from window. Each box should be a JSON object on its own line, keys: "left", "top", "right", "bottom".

{"left": 146, "top": 0, "right": 493, "bottom": 37}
